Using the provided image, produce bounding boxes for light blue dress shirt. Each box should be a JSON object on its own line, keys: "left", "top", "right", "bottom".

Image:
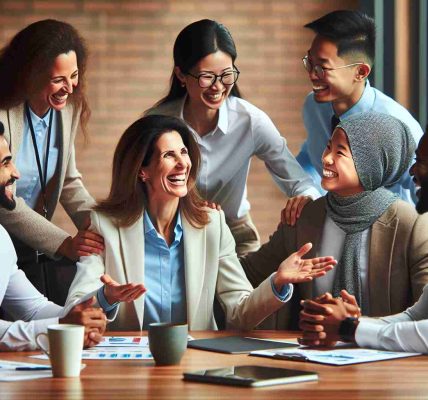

{"left": 297, "top": 80, "right": 423, "bottom": 204}
{"left": 149, "top": 96, "right": 321, "bottom": 220}
{"left": 142, "top": 211, "right": 186, "bottom": 329}
{"left": 16, "top": 107, "right": 59, "bottom": 209}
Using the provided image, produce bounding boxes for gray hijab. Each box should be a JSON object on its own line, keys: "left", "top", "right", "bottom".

{"left": 326, "top": 111, "right": 416, "bottom": 310}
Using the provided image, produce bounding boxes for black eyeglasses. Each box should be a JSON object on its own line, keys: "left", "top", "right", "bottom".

{"left": 302, "top": 55, "right": 363, "bottom": 79}
{"left": 186, "top": 69, "right": 240, "bottom": 88}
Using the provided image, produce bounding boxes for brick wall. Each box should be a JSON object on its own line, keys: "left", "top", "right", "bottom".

{"left": 0, "top": 0, "right": 357, "bottom": 242}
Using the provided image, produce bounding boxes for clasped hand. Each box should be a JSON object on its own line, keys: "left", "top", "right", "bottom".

{"left": 298, "top": 290, "right": 361, "bottom": 347}
{"left": 59, "top": 297, "right": 106, "bottom": 348}
{"left": 272, "top": 242, "right": 337, "bottom": 292}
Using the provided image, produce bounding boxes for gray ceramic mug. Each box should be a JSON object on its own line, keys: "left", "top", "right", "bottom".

{"left": 148, "top": 323, "right": 188, "bottom": 366}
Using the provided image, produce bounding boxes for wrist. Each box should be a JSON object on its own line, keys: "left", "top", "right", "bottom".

{"left": 56, "top": 237, "right": 73, "bottom": 259}
{"left": 103, "top": 287, "right": 117, "bottom": 306}
{"left": 338, "top": 317, "right": 359, "bottom": 343}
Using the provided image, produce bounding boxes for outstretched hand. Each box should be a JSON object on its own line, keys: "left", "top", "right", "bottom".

{"left": 101, "top": 274, "right": 146, "bottom": 305}
{"left": 273, "top": 243, "right": 336, "bottom": 291}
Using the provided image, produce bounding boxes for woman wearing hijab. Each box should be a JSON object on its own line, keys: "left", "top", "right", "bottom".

{"left": 241, "top": 111, "right": 428, "bottom": 328}
{"left": 64, "top": 115, "right": 335, "bottom": 331}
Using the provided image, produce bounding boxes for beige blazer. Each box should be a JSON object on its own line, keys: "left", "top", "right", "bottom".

{"left": 0, "top": 103, "right": 94, "bottom": 257}
{"left": 65, "top": 208, "right": 285, "bottom": 331}
{"left": 241, "top": 198, "right": 428, "bottom": 328}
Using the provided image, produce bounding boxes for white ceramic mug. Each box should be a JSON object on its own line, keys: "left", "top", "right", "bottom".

{"left": 36, "top": 324, "right": 84, "bottom": 377}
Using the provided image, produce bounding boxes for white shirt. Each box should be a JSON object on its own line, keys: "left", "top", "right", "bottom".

{"left": 0, "top": 225, "right": 63, "bottom": 351}
{"left": 315, "top": 215, "right": 370, "bottom": 313}
{"left": 149, "top": 96, "right": 320, "bottom": 220}
{"left": 356, "top": 284, "right": 428, "bottom": 353}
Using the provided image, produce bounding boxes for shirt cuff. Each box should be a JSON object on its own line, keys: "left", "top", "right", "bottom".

{"left": 270, "top": 273, "right": 293, "bottom": 302}
{"left": 299, "top": 187, "right": 322, "bottom": 200}
{"left": 354, "top": 317, "right": 387, "bottom": 348}
{"left": 97, "top": 286, "right": 119, "bottom": 313}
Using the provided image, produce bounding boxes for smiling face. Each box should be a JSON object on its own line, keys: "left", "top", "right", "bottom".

{"left": 29, "top": 51, "right": 79, "bottom": 117}
{"left": 307, "top": 35, "right": 367, "bottom": 114}
{"left": 0, "top": 137, "right": 20, "bottom": 210}
{"left": 321, "top": 128, "right": 364, "bottom": 196}
{"left": 176, "top": 50, "right": 235, "bottom": 113}
{"left": 140, "top": 131, "right": 192, "bottom": 204}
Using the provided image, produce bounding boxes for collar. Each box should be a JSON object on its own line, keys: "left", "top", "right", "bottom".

{"left": 340, "top": 80, "right": 375, "bottom": 120}
{"left": 179, "top": 95, "right": 229, "bottom": 135}
{"left": 28, "top": 106, "right": 52, "bottom": 129}
{"left": 143, "top": 210, "right": 183, "bottom": 242}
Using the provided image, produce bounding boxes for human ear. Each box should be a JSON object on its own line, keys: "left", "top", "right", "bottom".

{"left": 174, "top": 66, "right": 187, "bottom": 87}
{"left": 138, "top": 168, "right": 148, "bottom": 182}
{"left": 355, "top": 64, "right": 371, "bottom": 81}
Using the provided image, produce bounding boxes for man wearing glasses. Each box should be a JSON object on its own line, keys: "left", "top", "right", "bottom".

{"left": 296, "top": 9, "right": 423, "bottom": 204}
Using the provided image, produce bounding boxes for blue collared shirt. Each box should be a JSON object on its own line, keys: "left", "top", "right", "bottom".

{"left": 297, "top": 80, "right": 423, "bottom": 204}
{"left": 142, "top": 211, "right": 186, "bottom": 329}
{"left": 16, "top": 107, "right": 59, "bottom": 209}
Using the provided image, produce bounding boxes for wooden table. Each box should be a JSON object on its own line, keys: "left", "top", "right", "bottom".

{"left": 1, "top": 331, "right": 427, "bottom": 399}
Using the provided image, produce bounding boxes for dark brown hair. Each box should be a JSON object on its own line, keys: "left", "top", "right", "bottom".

{"left": 95, "top": 115, "right": 209, "bottom": 228}
{"left": 0, "top": 19, "right": 90, "bottom": 136}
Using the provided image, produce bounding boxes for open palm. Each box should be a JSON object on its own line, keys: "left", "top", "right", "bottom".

{"left": 274, "top": 243, "right": 337, "bottom": 288}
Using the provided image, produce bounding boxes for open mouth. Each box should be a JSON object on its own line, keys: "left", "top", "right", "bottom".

{"left": 313, "top": 84, "right": 329, "bottom": 94}
{"left": 4, "top": 180, "right": 14, "bottom": 199}
{"left": 51, "top": 92, "right": 69, "bottom": 105}
{"left": 203, "top": 92, "right": 224, "bottom": 103}
{"left": 323, "top": 168, "right": 338, "bottom": 178}
{"left": 167, "top": 174, "right": 187, "bottom": 186}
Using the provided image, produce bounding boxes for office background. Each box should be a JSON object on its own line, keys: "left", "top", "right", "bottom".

{"left": 0, "top": 0, "right": 424, "bottom": 241}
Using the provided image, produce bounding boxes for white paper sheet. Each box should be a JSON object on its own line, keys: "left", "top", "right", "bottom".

{"left": 251, "top": 347, "right": 421, "bottom": 366}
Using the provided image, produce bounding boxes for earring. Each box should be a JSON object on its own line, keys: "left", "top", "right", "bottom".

{"left": 181, "top": 82, "right": 186, "bottom": 87}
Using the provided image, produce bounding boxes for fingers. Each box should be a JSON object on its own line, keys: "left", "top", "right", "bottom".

{"left": 109, "top": 283, "right": 146, "bottom": 303}
{"left": 116, "top": 285, "right": 146, "bottom": 302}
{"left": 295, "top": 196, "right": 312, "bottom": 222}
{"left": 73, "top": 230, "right": 105, "bottom": 256}
{"left": 84, "top": 331, "right": 104, "bottom": 348}
{"left": 300, "top": 310, "right": 325, "bottom": 323}
{"left": 295, "top": 242, "right": 313, "bottom": 258}
{"left": 282, "top": 196, "right": 312, "bottom": 226}
{"left": 301, "top": 299, "right": 334, "bottom": 315}
{"left": 100, "top": 274, "right": 116, "bottom": 286}
{"left": 340, "top": 290, "right": 358, "bottom": 306}
{"left": 203, "top": 201, "right": 220, "bottom": 210}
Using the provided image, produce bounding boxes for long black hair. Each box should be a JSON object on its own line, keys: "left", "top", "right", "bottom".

{"left": 153, "top": 19, "right": 241, "bottom": 107}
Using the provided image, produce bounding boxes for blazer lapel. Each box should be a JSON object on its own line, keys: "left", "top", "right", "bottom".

{"left": 119, "top": 217, "right": 146, "bottom": 330}
{"left": 5, "top": 104, "right": 25, "bottom": 160}
{"left": 297, "top": 198, "right": 327, "bottom": 299}
{"left": 369, "top": 206, "right": 398, "bottom": 316}
{"left": 58, "top": 105, "right": 72, "bottom": 185}
{"left": 182, "top": 211, "right": 206, "bottom": 326}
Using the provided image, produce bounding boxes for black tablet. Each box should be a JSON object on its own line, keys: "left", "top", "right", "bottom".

{"left": 183, "top": 365, "right": 318, "bottom": 387}
{"left": 187, "top": 336, "right": 298, "bottom": 354}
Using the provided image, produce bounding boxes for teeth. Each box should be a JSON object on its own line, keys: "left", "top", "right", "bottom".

{"left": 206, "top": 93, "right": 222, "bottom": 100}
{"left": 323, "top": 169, "right": 338, "bottom": 178}
{"left": 53, "top": 93, "right": 68, "bottom": 102}
{"left": 313, "top": 85, "right": 328, "bottom": 91}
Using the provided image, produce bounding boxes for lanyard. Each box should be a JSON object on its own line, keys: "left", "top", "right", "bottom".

{"left": 25, "top": 102, "right": 53, "bottom": 219}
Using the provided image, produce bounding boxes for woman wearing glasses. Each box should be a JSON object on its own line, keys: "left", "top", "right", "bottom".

{"left": 147, "top": 19, "right": 320, "bottom": 256}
